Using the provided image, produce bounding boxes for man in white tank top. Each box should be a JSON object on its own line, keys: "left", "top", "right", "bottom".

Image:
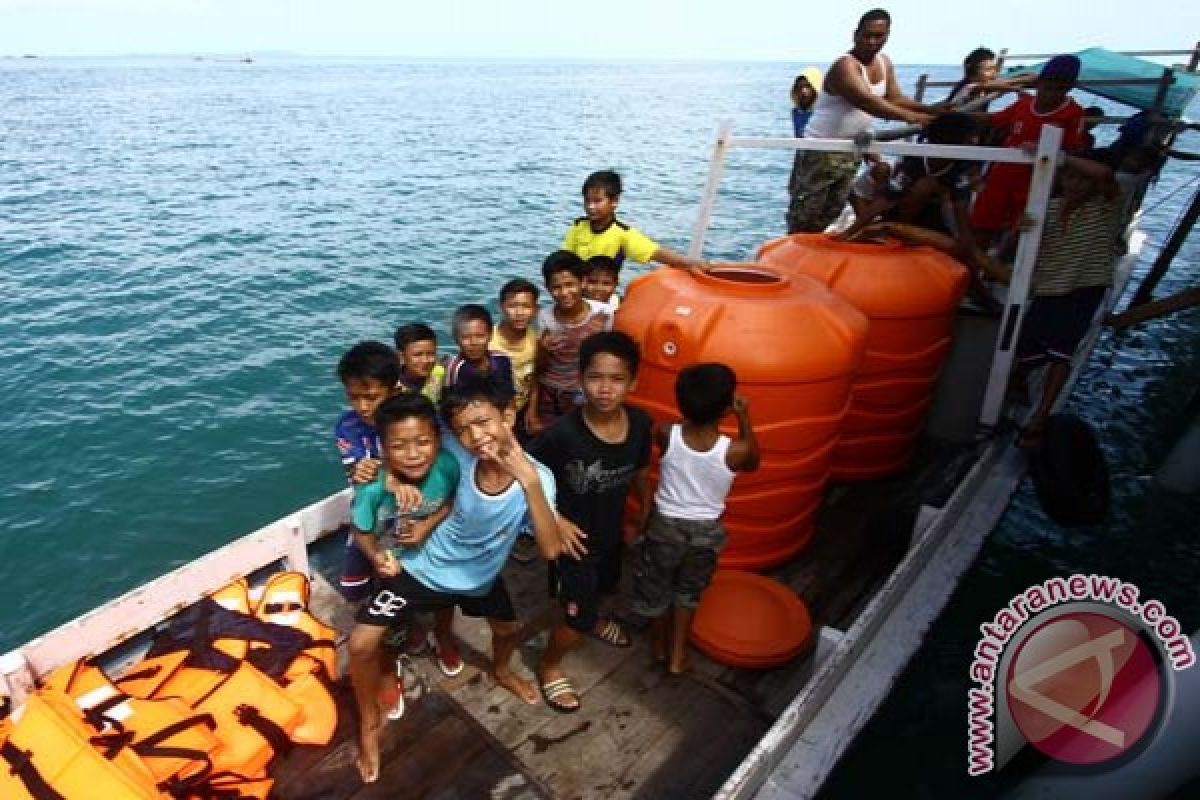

{"left": 786, "top": 8, "right": 935, "bottom": 234}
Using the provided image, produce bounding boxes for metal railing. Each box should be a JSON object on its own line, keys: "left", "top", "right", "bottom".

{"left": 687, "top": 121, "right": 1066, "bottom": 432}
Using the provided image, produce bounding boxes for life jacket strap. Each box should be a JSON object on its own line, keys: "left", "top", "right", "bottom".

{"left": 183, "top": 770, "right": 262, "bottom": 799}
{"left": 88, "top": 728, "right": 136, "bottom": 759}
{"left": 137, "top": 712, "right": 220, "bottom": 792}
{"left": 233, "top": 704, "right": 292, "bottom": 762}
{"left": 118, "top": 663, "right": 165, "bottom": 685}
{"left": 1, "top": 740, "right": 66, "bottom": 800}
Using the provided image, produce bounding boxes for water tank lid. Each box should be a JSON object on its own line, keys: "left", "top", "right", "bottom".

{"left": 690, "top": 570, "right": 813, "bottom": 668}
{"left": 695, "top": 264, "right": 789, "bottom": 289}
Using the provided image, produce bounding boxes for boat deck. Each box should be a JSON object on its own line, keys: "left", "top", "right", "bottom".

{"left": 274, "top": 437, "right": 980, "bottom": 800}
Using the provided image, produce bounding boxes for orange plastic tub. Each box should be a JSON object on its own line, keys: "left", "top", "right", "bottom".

{"left": 757, "top": 234, "right": 968, "bottom": 480}
{"left": 689, "top": 570, "right": 814, "bottom": 668}
{"left": 615, "top": 263, "right": 867, "bottom": 569}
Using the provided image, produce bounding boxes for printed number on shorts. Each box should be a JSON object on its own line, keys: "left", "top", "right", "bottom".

{"left": 369, "top": 589, "right": 408, "bottom": 618}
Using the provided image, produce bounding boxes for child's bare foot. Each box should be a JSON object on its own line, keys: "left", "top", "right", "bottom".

{"left": 494, "top": 667, "right": 539, "bottom": 705}
{"left": 355, "top": 710, "right": 384, "bottom": 783}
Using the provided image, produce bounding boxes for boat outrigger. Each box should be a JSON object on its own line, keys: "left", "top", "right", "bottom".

{"left": 3, "top": 45, "right": 1199, "bottom": 800}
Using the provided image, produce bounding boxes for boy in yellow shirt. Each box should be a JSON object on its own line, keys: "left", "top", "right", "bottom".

{"left": 489, "top": 278, "right": 540, "bottom": 424}
{"left": 562, "top": 171, "right": 710, "bottom": 273}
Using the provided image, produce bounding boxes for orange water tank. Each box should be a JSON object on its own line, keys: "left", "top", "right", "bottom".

{"left": 615, "top": 264, "right": 867, "bottom": 570}
{"left": 757, "top": 234, "right": 968, "bottom": 481}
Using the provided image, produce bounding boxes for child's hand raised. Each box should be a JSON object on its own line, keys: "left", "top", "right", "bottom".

{"left": 384, "top": 474, "right": 425, "bottom": 514}
{"left": 731, "top": 395, "right": 750, "bottom": 416}
{"left": 351, "top": 458, "right": 381, "bottom": 484}
{"left": 479, "top": 426, "right": 539, "bottom": 486}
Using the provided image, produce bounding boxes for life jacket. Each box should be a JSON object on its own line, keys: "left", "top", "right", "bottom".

{"left": 43, "top": 659, "right": 223, "bottom": 793}
{"left": 252, "top": 571, "right": 338, "bottom": 681}
{"left": 115, "top": 581, "right": 305, "bottom": 777}
{"left": 250, "top": 572, "right": 339, "bottom": 747}
{"left": 117, "top": 574, "right": 338, "bottom": 768}
{"left": 0, "top": 689, "right": 160, "bottom": 800}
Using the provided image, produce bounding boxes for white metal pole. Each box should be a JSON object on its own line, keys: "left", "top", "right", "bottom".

{"left": 688, "top": 119, "right": 734, "bottom": 259}
{"left": 978, "top": 124, "right": 1064, "bottom": 430}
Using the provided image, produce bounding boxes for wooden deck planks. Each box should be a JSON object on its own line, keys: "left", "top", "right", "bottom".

{"left": 273, "top": 684, "right": 550, "bottom": 800}
{"left": 287, "top": 447, "right": 973, "bottom": 799}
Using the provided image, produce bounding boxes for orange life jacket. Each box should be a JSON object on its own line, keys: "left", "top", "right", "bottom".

{"left": 250, "top": 571, "right": 339, "bottom": 746}
{"left": 43, "top": 659, "right": 223, "bottom": 792}
{"left": 0, "top": 689, "right": 161, "bottom": 800}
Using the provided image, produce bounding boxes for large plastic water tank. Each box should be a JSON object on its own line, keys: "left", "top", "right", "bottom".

{"left": 757, "top": 234, "right": 968, "bottom": 481}
{"left": 615, "top": 263, "right": 867, "bottom": 569}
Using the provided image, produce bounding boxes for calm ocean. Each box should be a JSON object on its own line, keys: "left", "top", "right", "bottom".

{"left": 1, "top": 57, "right": 1197, "bottom": 797}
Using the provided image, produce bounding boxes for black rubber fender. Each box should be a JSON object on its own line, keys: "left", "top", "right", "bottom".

{"left": 1030, "top": 413, "right": 1110, "bottom": 526}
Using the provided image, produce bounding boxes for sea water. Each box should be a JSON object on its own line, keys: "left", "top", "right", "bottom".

{"left": 1, "top": 57, "right": 1197, "bottom": 797}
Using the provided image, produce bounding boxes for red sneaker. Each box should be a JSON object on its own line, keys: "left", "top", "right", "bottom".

{"left": 429, "top": 632, "right": 463, "bottom": 677}
{"left": 380, "top": 673, "right": 404, "bottom": 720}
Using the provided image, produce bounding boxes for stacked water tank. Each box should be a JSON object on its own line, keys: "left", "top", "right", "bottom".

{"left": 757, "top": 234, "right": 968, "bottom": 481}
{"left": 615, "top": 264, "right": 867, "bottom": 569}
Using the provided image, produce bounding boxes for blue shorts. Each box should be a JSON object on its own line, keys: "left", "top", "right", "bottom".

{"left": 340, "top": 532, "right": 375, "bottom": 603}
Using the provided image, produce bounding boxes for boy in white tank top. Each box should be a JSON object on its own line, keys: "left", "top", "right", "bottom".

{"left": 631, "top": 363, "right": 760, "bottom": 674}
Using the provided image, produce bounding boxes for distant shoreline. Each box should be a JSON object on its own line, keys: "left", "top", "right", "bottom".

{"left": 0, "top": 53, "right": 961, "bottom": 68}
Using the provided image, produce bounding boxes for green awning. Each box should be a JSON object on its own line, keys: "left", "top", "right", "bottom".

{"left": 1005, "top": 47, "right": 1199, "bottom": 117}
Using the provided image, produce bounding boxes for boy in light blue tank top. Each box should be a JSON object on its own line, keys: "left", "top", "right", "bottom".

{"left": 631, "top": 363, "right": 760, "bottom": 675}
{"left": 347, "top": 376, "right": 586, "bottom": 784}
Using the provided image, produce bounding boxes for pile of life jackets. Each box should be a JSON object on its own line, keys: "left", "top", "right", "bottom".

{"left": 0, "top": 572, "right": 339, "bottom": 799}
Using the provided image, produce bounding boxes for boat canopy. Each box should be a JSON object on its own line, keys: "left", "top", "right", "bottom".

{"left": 1006, "top": 47, "right": 1200, "bottom": 118}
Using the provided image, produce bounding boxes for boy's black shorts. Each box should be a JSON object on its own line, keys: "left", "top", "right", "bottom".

{"left": 355, "top": 570, "right": 516, "bottom": 626}
{"left": 1017, "top": 286, "right": 1107, "bottom": 368}
{"left": 548, "top": 543, "right": 622, "bottom": 634}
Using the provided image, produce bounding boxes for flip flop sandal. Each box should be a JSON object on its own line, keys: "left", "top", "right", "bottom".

{"left": 540, "top": 677, "right": 581, "bottom": 714}
{"left": 589, "top": 618, "right": 632, "bottom": 648}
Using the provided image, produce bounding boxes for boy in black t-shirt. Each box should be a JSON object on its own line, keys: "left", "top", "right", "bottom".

{"left": 529, "top": 330, "right": 653, "bottom": 713}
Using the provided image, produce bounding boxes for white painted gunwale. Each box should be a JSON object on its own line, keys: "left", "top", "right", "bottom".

{"left": 719, "top": 233, "right": 1146, "bottom": 800}
{"left": 0, "top": 489, "right": 350, "bottom": 705}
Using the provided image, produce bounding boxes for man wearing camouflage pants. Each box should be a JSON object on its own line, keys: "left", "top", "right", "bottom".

{"left": 787, "top": 8, "right": 933, "bottom": 233}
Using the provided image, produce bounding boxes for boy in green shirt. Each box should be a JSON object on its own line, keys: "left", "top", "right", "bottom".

{"left": 349, "top": 393, "right": 459, "bottom": 730}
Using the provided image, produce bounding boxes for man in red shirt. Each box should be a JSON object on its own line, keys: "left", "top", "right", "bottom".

{"left": 970, "top": 54, "right": 1086, "bottom": 244}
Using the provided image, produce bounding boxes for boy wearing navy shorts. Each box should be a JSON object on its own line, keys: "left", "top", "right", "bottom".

{"left": 334, "top": 341, "right": 400, "bottom": 601}
{"left": 348, "top": 376, "right": 584, "bottom": 783}
{"left": 530, "top": 331, "right": 653, "bottom": 713}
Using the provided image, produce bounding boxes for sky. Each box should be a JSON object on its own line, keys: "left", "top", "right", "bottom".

{"left": 1, "top": 0, "right": 1197, "bottom": 63}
